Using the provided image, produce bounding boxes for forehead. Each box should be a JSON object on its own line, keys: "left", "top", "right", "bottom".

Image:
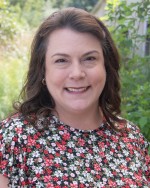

{"left": 46, "top": 28, "right": 102, "bottom": 53}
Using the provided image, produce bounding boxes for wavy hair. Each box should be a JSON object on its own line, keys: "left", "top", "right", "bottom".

{"left": 14, "top": 7, "right": 125, "bottom": 130}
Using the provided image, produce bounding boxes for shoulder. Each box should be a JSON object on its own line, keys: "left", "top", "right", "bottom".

{"left": 125, "top": 119, "right": 148, "bottom": 141}
{"left": 116, "top": 118, "right": 149, "bottom": 151}
{"left": 0, "top": 113, "right": 28, "bottom": 128}
{"left": 0, "top": 113, "right": 37, "bottom": 143}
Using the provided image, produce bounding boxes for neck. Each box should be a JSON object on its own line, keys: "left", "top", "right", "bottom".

{"left": 52, "top": 107, "right": 103, "bottom": 130}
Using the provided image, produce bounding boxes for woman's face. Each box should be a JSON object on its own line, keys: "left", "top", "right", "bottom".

{"left": 45, "top": 28, "right": 106, "bottom": 115}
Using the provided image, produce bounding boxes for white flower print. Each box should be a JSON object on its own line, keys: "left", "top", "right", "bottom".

{"left": 52, "top": 134, "right": 60, "bottom": 141}
{"left": 27, "top": 158, "right": 34, "bottom": 165}
{"left": 67, "top": 153, "right": 74, "bottom": 159}
{"left": 0, "top": 114, "right": 149, "bottom": 187}
{"left": 86, "top": 153, "right": 93, "bottom": 160}
{"left": 54, "top": 157, "right": 62, "bottom": 163}
{"left": 70, "top": 172, "right": 75, "bottom": 177}
{"left": 78, "top": 176, "right": 86, "bottom": 183}
{"left": 116, "top": 179, "right": 124, "bottom": 186}
{"left": 70, "top": 164, "right": 77, "bottom": 171}
{"left": 68, "top": 141, "right": 75, "bottom": 148}
{"left": 54, "top": 170, "right": 63, "bottom": 177}
{"left": 32, "top": 151, "right": 40, "bottom": 157}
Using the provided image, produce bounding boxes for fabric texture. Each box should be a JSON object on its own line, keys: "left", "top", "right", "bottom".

{"left": 0, "top": 113, "right": 150, "bottom": 188}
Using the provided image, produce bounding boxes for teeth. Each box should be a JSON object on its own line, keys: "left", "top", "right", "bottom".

{"left": 67, "top": 87, "right": 87, "bottom": 92}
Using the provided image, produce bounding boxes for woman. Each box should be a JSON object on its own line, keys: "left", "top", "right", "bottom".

{"left": 0, "top": 7, "right": 149, "bottom": 187}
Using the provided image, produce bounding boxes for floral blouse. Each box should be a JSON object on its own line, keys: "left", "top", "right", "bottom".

{"left": 0, "top": 113, "right": 149, "bottom": 188}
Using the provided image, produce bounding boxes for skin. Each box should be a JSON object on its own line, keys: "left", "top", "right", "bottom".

{"left": 0, "top": 174, "right": 9, "bottom": 188}
{"left": 45, "top": 28, "right": 106, "bottom": 130}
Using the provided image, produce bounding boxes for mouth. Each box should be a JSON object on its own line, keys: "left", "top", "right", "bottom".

{"left": 65, "top": 86, "right": 90, "bottom": 93}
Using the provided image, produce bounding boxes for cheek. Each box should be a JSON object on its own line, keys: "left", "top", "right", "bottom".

{"left": 92, "top": 68, "right": 106, "bottom": 85}
{"left": 45, "top": 70, "right": 65, "bottom": 90}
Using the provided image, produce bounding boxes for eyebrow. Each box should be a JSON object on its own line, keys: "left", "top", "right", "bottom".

{"left": 51, "top": 50, "right": 101, "bottom": 57}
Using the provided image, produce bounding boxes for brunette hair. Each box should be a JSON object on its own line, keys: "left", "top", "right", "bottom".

{"left": 14, "top": 7, "right": 125, "bottom": 130}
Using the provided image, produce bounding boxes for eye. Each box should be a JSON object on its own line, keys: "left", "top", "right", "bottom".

{"left": 84, "top": 56, "right": 96, "bottom": 62}
{"left": 55, "top": 58, "right": 67, "bottom": 63}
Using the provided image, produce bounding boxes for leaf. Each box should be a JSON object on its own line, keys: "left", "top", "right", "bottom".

{"left": 139, "top": 117, "right": 148, "bottom": 128}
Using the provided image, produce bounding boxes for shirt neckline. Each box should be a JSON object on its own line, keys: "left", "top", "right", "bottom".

{"left": 49, "top": 114, "right": 106, "bottom": 134}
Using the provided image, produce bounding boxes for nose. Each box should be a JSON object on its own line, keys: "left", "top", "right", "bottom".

{"left": 69, "top": 61, "right": 86, "bottom": 80}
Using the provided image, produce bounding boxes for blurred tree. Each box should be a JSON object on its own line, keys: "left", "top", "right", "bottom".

{"left": 0, "top": 0, "right": 25, "bottom": 45}
{"left": 104, "top": 0, "right": 150, "bottom": 141}
{"left": 50, "top": 0, "right": 98, "bottom": 12}
{"left": 9, "top": 0, "right": 46, "bottom": 27}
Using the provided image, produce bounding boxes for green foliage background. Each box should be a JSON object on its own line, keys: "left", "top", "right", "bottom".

{"left": 0, "top": 0, "right": 150, "bottom": 146}
{"left": 104, "top": 0, "right": 150, "bottom": 142}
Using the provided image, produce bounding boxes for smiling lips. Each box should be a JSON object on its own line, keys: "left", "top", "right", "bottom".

{"left": 65, "top": 86, "right": 90, "bottom": 93}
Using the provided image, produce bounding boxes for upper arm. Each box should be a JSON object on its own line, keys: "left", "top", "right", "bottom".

{"left": 0, "top": 174, "right": 9, "bottom": 188}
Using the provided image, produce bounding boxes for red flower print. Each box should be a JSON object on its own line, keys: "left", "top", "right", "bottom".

{"left": 120, "top": 165, "right": 128, "bottom": 170}
{"left": 62, "top": 133, "right": 71, "bottom": 140}
{"left": 21, "top": 181, "right": 27, "bottom": 186}
{"left": 99, "top": 151, "right": 105, "bottom": 157}
{"left": 79, "top": 184, "right": 86, "bottom": 188}
{"left": 49, "top": 154, "right": 54, "bottom": 159}
{"left": 0, "top": 160, "right": 8, "bottom": 169}
{"left": 127, "top": 143, "right": 133, "bottom": 150}
{"left": 61, "top": 140, "right": 66, "bottom": 145}
{"left": 23, "top": 120, "right": 28, "bottom": 124}
{"left": 15, "top": 127, "right": 23, "bottom": 134}
{"left": 56, "top": 152, "right": 60, "bottom": 157}
{"left": 62, "top": 175, "right": 68, "bottom": 181}
{"left": 97, "top": 130, "right": 104, "bottom": 136}
{"left": 86, "top": 167, "right": 91, "bottom": 172}
{"left": 70, "top": 183, "right": 78, "bottom": 188}
{"left": 80, "top": 153, "right": 85, "bottom": 158}
{"left": 134, "top": 173, "right": 142, "bottom": 181}
{"left": 46, "top": 183, "right": 55, "bottom": 188}
{"left": 68, "top": 149, "right": 73, "bottom": 153}
{"left": 27, "top": 148, "right": 32, "bottom": 153}
{"left": 33, "top": 134, "right": 39, "bottom": 140}
{"left": 35, "top": 144, "right": 41, "bottom": 149}
{"left": 57, "top": 143, "right": 66, "bottom": 151}
{"left": 96, "top": 174, "right": 101, "bottom": 179}
{"left": 58, "top": 125, "right": 64, "bottom": 130}
{"left": 14, "top": 147, "right": 19, "bottom": 155}
{"left": 124, "top": 178, "right": 134, "bottom": 184}
{"left": 45, "top": 168, "right": 52, "bottom": 174}
{"left": 122, "top": 138, "right": 129, "bottom": 142}
{"left": 0, "top": 114, "right": 149, "bottom": 187}
{"left": 125, "top": 157, "right": 131, "bottom": 162}
{"left": 44, "top": 157, "right": 53, "bottom": 166}
{"left": 12, "top": 136, "right": 18, "bottom": 142}
{"left": 22, "top": 147, "right": 27, "bottom": 152}
{"left": 108, "top": 179, "right": 117, "bottom": 187}
{"left": 44, "top": 150, "right": 49, "bottom": 155}
{"left": 36, "top": 173, "right": 41, "bottom": 178}
{"left": 112, "top": 171, "right": 117, "bottom": 176}
{"left": 53, "top": 176, "right": 59, "bottom": 181}
{"left": 54, "top": 163, "right": 60, "bottom": 168}
{"left": 98, "top": 142, "right": 105, "bottom": 148}
{"left": 0, "top": 134, "right": 2, "bottom": 140}
{"left": 55, "top": 186, "right": 61, "bottom": 188}
{"left": 44, "top": 175, "right": 52, "bottom": 182}
{"left": 78, "top": 138, "right": 85, "bottom": 146}
{"left": 94, "top": 163, "right": 101, "bottom": 171}
{"left": 111, "top": 136, "right": 118, "bottom": 143}
{"left": 27, "top": 137, "right": 36, "bottom": 146}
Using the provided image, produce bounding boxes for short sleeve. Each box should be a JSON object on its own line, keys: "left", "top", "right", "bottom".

{"left": 139, "top": 131, "right": 150, "bottom": 182}
{"left": 127, "top": 121, "right": 150, "bottom": 183}
{"left": 0, "top": 116, "right": 24, "bottom": 185}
